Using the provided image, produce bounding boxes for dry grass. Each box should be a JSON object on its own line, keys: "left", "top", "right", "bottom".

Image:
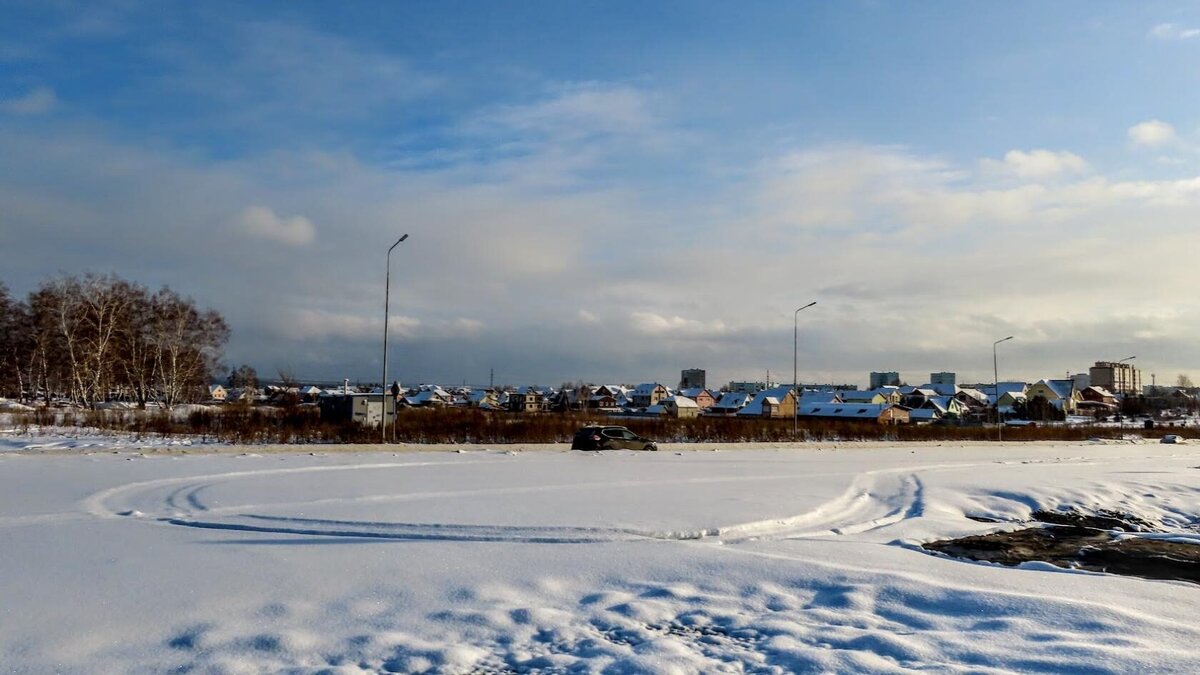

{"left": 6, "top": 406, "right": 1188, "bottom": 445}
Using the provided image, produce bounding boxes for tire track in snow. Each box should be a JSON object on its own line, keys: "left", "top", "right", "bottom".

{"left": 82, "top": 456, "right": 1002, "bottom": 546}
{"left": 80, "top": 459, "right": 498, "bottom": 518}
{"left": 712, "top": 467, "right": 941, "bottom": 543}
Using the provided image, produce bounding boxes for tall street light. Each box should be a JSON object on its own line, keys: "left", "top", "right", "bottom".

{"left": 794, "top": 301, "right": 817, "bottom": 438}
{"left": 993, "top": 335, "right": 1014, "bottom": 441}
{"left": 382, "top": 234, "right": 409, "bottom": 443}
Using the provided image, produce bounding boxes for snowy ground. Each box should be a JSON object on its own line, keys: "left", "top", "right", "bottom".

{"left": 2, "top": 442, "right": 1200, "bottom": 674}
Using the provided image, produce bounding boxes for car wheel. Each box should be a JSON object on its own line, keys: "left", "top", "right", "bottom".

{"left": 643, "top": 444, "right": 657, "bottom": 451}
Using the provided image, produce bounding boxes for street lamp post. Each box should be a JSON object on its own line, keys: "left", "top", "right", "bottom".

{"left": 793, "top": 301, "right": 817, "bottom": 438}
{"left": 993, "top": 336, "right": 1013, "bottom": 441}
{"left": 382, "top": 234, "right": 409, "bottom": 443}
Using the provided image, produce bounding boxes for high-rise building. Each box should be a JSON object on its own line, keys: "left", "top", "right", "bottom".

{"left": 1089, "top": 361, "right": 1141, "bottom": 395}
{"left": 680, "top": 368, "right": 706, "bottom": 390}
{"left": 727, "top": 381, "right": 768, "bottom": 394}
{"left": 869, "top": 371, "right": 901, "bottom": 389}
{"left": 930, "top": 372, "right": 956, "bottom": 387}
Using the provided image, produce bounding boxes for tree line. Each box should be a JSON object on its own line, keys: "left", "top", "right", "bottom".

{"left": 0, "top": 274, "right": 228, "bottom": 408}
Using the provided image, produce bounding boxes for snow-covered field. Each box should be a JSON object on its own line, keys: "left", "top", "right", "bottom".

{"left": 2, "top": 441, "right": 1200, "bottom": 674}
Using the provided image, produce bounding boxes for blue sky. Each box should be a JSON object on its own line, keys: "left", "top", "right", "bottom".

{"left": 3, "top": 2, "right": 1200, "bottom": 387}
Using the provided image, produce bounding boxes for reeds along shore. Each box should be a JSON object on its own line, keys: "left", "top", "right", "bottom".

{"left": 4, "top": 407, "right": 1182, "bottom": 445}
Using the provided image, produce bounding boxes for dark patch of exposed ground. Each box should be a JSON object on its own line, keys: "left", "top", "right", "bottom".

{"left": 925, "top": 509, "right": 1200, "bottom": 584}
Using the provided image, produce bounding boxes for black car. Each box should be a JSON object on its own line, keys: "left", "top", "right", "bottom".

{"left": 571, "top": 425, "right": 658, "bottom": 451}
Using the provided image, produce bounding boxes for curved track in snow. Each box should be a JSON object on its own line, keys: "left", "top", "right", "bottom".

{"left": 80, "top": 457, "right": 990, "bottom": 546}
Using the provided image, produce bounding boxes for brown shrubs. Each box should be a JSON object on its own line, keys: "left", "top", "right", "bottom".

{"left": 5, "top": 406, "right": 1186, "bottom": 445}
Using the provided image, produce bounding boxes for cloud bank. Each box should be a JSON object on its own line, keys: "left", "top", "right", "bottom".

{"left": 4, "top": 7, "right": 1200, "bottom": 387}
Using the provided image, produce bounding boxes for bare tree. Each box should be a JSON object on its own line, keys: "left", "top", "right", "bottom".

{"left": 117, "top": 284, "right": 159, "bottom": 408}
{"left": 1177, "top": 373, "right": 1194, "bottom": 389}
{"left": 152, "top": 288, "right": 229, "bottom": 408}
{"left": 227, "top": 364, "right": 259, "bottom": 390}
{"left": 76, "top": 274, "right": 137, "bottom": 406}
{"left": 0, "top": 284, "right": 32, "bottom": 399}
{"left": 3, "top": 274, "right": 230, "bottom": 408}
{"left": 29, "top": 278, "right": 85, "bottom": 404}
{"left": 275, "top": 366, "right": 300, "bottom": 407}
{"left": 27, "top": 274, "right": 143, "bottom": 407}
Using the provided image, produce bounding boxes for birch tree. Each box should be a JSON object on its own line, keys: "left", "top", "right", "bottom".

{"left": 152, "top": 288, "right": 229, "bottom": 408}
{"left": 0, "top": 284, "right": 32, "bottom": 399}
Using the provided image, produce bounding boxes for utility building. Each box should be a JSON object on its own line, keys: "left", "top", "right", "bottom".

{"left": 319, "top": 393, "right": 396, "bottom": 426}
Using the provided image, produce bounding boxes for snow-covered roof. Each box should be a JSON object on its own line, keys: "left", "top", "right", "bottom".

{"left": 737, "top": 386, "right": 795, "bottom": 416}
{"left": 666, "top": 395, "right": 699, "bottom": 408}
{"left": 908, "top": 408, "right": 941, "bottom": 421}
{"left": 679, "top": 387, "right": 711, "bottom": 399}
{"left": 798, "top": 390, "right": 840, "bottom": 404}
{"left": 926, "top": 383, "right": 958, "bottom": 397}
{"left": 799, "top": 403, "right": 896, "bottom": 419}
{"left": 840, "top": 390, "right": 885, "bottom": 402}
{"left": 986, "top": 382, "right": 1028, "bottom": 404}
{"left": 1034, "top": 379, "right": 1076, "bottom": 400}
{"left": 712, "top": 392, "right": 752, "bottom": 410}
{"left": 956, "top": 388, "right": 989, "bottom": 404}
{"left": 405, "top": 388, "right": 451, "bottom": 405}
{"left": 634, "top": 383, "right": 666, "bottom": 395}
{"left": 992, "top": 391, "right": 1027, "bottom": 406}
{"left": 644, "top": 404, "right": 667, "bottom": 415}
{"left": 924, "top": 397, "right": 950, "bottom": 414}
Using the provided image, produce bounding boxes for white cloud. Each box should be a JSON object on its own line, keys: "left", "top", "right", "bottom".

{"left": 757, "top": 146, "right": 957, "bottom": 229}
{"left": 237, "top": 205, "right": 316, "bottom": 246}
{"left": 451, "top": 318, "right": 484, "bottom": 336}
{"left": 12, "top": 124, "right": 1200, "bottom": 385}
{"left": 1, "top": 86, "right": 56, "bottom": 115}
{"left": 1128, "top": 120, "right": 1177, "bottom": 147}
{"left": 280, "top": 309, "right": 482, "bottom": 342}
{"left": 481, "top": 83, "right": 656, "bottom": 138}
{"left": 283, "top": 309, "right": 418, "bottom": 341}
{"left": 982, "top": 149, "right": 1089, "bottom": 180}
{"left": 1148, "top": 23, "right": 1200, "bottom": 41}
{"left": 630, "top": 312, "right": 728, "bottom": 338}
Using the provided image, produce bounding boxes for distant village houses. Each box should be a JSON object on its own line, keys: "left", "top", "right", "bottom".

{"left": 182, "top": 359, "right": 1197, "bottom": 430}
